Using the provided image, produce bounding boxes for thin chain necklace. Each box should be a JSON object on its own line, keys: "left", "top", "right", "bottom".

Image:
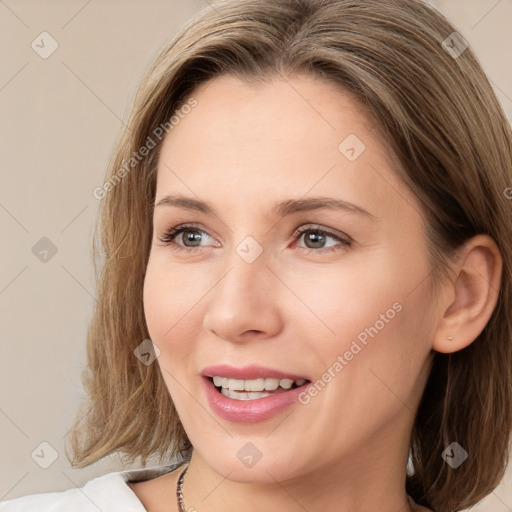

{"left": 176, "top": 462, "right": 416, "bottom": 512}
{"left": 176, "top": 462, "right": 189, "bottom": 512}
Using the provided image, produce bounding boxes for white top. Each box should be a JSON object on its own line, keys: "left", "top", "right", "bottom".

{"left": 0, "top": 461, "right": 183, "bottom": 511}
{"left": 0, "top": 461, "right": 434, "bottom": 512}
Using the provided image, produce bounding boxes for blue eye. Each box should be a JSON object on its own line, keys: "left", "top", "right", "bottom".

{"left": 158, "top": 223, "right": 352, "bottom": 254}
{"left": 158, "top": 223, "right": 215, "bottom": 253}
{"left": 293, "top": 225, "right": 352, "bottom": 253}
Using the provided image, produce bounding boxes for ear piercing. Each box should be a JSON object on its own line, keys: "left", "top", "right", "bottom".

{"left": 446, "top": 336, "right": 453, "bottom": 341}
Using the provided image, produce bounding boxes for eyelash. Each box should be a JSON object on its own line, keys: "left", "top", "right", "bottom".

{"left": 157, "top": 223, "right": 352, "bottom": 255}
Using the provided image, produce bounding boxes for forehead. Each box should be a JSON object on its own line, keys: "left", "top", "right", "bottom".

{"left": 155, "top": 73, "right": 419, "bottom": 223}
{"left": 161, "top": 73, "right": 371, "bottom": 158}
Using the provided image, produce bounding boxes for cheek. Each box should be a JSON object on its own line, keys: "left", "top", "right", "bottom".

{"left": 143, "top": 257, "right": 170, "bottom": 340}
{"left": 142, "top": 254, "right": 211, "bottom": 362}
{"left": 277, "top": 259, "right": 402, "bottom": 348}
{"left": 143, "top": 256, "right": 185, "bottom": 348}
{"left": 302, "top": 277, "right": 431, "bottom": 424}
{"left": 286, "top": 251, "right": 432, "bottom": 381}
{"left": 328, "top": 275, "right": 433, "bottom": 408}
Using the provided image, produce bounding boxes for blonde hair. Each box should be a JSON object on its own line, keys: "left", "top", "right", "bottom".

{"left": 67, "top": 1, "right": 512, "bottom": 510}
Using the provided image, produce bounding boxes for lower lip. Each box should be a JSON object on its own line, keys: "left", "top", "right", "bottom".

{"left": 202, "top": 377, "right": 310, "bottom": 423}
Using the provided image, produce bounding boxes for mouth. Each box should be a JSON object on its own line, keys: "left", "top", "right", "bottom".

{"left": 207, "top": 375, "right": 311, "bottom": 401}
{"left": 201, "top": 367, "right": 314, "bottom": 422}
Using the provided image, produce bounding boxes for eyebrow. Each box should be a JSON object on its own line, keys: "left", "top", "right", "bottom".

{"left": 156, "top": 195, "right": 377, "bottom": 219}
{"left": 155, "top": 194, "right": 376, "bottom": 220}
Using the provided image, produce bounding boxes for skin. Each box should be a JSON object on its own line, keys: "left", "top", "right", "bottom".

{"left": 131, "top": 73, "right": 502, "bottom": 512}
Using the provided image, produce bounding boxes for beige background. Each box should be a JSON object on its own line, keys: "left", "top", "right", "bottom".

{"left": 0, "top": 0, "right": 511, "bottom": 509}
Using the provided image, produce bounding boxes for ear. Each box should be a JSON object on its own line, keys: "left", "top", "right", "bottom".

{"left": 432, "top": 234, "right": 502, "bottom": 354}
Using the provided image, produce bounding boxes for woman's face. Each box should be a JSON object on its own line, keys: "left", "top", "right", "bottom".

{"left": 144, "top": 73, "right": 438, "bottom": 481}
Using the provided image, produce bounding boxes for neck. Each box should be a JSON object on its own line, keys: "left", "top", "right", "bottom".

{"left": 180, "top": 420, "right": 415, "bottom": 512}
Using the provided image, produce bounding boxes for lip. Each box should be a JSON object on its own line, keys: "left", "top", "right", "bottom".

{"left": 202, "top": 374, "right": 312, "bottom": 424}
{"left": 201, "top": 364, "right": 309, "bottom": 381}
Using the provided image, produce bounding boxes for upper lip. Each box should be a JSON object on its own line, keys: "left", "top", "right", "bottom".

{"left": 201, "top": 364, "right": 310, "bottom": 381}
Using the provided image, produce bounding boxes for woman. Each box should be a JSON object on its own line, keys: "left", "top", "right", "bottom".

{"left": 2, "top": 0, "right": 511, "bottom": 511}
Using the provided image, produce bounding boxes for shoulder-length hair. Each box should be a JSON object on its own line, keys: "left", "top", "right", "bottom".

{"left": 67, "top": 1, "right": 512, "bottom": 510}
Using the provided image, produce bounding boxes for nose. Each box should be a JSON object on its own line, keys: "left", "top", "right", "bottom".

{"left": 202, "top": 247, "right": 283, "bottom": 343}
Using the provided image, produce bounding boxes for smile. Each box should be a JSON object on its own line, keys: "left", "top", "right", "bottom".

{"left": 211, "top": 376, "right": 307, "bottom": 401}
{"left": 202, "top": 375, "right": 312, "bottom": 423}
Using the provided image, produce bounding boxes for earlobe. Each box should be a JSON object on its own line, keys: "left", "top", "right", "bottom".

{"left": 432, "top": 234, "right": 502, "bottom": 354}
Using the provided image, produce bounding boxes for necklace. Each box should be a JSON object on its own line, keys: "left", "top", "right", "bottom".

{"left": 176, "top": 462, "right": 416, "bottom": 512}
{"left": 176, "top": 462, "right": 189, "bottom": 512}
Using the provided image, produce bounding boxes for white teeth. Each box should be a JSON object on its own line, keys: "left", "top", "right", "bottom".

{"left": 220, "top": 388, "right": 274, "bottom": 400}
{"left": 212, "top": 376, "right": 307, "bottom": 392}
{"left": 213, "top": 376, "right": 228, "bottom": 388}
{"left": 264, "top": 378, "right": 279, "bottom": 391}
{"left": 245, "top": 378, "right": 266, "bottom": 392}
{"left": 279, "top": 378, "right": 294, "bottom": 389}
{"left": 227, "top": 378, "right": 245, "bottom": 391}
